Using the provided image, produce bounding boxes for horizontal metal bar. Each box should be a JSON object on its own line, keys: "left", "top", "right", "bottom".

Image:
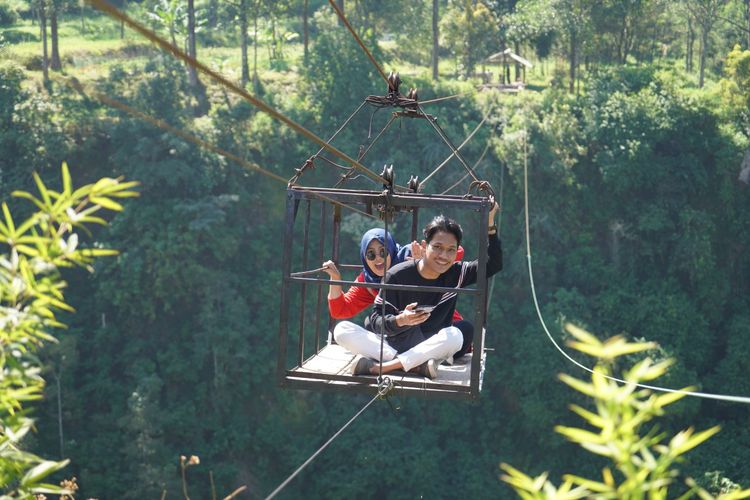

{"left": 284, "top": 372, "right": 473, "bottom": 399}
{"left": 288, "top": 276, "right": 480, "bottom": 295}
{"left": 283, "top": 377, "right": 474, "bottom": 400}
{"left": 289, "top": 187, "right": 491, "bottom": 209}
{"left": 287, "top": 361, "right": 478, "bottom": 393}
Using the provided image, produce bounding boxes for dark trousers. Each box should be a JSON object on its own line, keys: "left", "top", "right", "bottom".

{"left": 452, "top": 320, "right": 474, "bottom": 359}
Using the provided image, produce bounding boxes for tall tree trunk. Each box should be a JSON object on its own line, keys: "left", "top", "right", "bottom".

{"left": 55, "top": 371, "right": 64, "bottom": 458}
{"left": 746, "top": 0, "right": 750, "bottom": 49}
{"left": 650, "top": 23, "right": 659, "bottom": 62}
{"left": 187, "top": 0, "right": 209, "bottom": 115}
{"left": 569, "top": 29, "right": 576, "bottom": 94}
{"left": 38, "top": 3, "right": 49, "bottom": 83}
{"left": 698, "top": 25, "right": 708, "bottom": 87}
{"left": 207, "top": 0, "right": 218, "bottom": 28}
{"left": 514, "top": 41, "right": 521, "bottom": 81}
{"left": 253, "top": 4, "right": 259, "bottom": 90}
{"left": 271, "top": 17, "right": 277, "bottom": 61}
{"left": 431, "top": 0, "right": 439, "bottom": 80}
{"left": 240, "top": 0, "right": 249, "bottom": 87}
{"left": 465, "top": 0, "right": 474, "bottom": 77}
{"left": 187, "top": 0, "right": 198, "bottom": 71}
{"left": 686, "top": 17, "right": 694, "bottom": 72}
{"left": 50, "top": 2, "right": 61, "bottom": 71}
{"left": 303, "top": 0, "right": 309, "bottom": 63}
{"left": 617, "top": 16, "right": 627, "bottom": 63}
{"left": 80, "top": 2, "right": 85, "bottom": 33}
{"left": 120, "top": 0, "right": 126, "bottom": 39}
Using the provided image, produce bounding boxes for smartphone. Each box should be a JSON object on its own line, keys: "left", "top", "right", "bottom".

{"left": 413, "top": 305, "right": 436, "bottom": 313}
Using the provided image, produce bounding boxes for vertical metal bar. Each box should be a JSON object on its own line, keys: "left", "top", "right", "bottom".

{"left": 411, "top": 208, "right": 419, "bottom": 242}
{"left": 471, "top": 200, "right": 490, "bottom": 398}
{"left": 332, "top": 205, "right": 342, "bottom": 262}
{"left": 378, "top": 197, "right": 389, "bottom": 379}
{"left": 298, "top": 199, "right": 312, "bottom": 366}
{"left": 329, "top": 204, "right": 342, "bottom": 339}
{"left": 315, "top": 202, "right": 327, "bottom": 351}
{"left": 277, "top": 190, "right": 297, "bottom": 386}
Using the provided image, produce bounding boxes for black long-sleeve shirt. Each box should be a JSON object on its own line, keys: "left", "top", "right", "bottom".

{"left": 366, "top": 233, "right": 502, "bottom": 339}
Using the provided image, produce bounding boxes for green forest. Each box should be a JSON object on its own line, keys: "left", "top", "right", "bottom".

{"left": 1, "top": 0, "right": 750, "bottom": 498}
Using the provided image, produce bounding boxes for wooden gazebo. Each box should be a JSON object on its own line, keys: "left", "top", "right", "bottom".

{"left": 485, "top": 48, "right": 533, "bottom": 90}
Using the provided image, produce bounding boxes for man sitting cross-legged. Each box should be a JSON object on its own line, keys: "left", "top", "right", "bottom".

{"left": 334, "top": 204, "right": 502, "bottom": 379}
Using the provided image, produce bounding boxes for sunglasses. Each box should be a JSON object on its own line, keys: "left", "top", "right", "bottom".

{"left": 365, "top": 248, "right": 387, "bottom": 261}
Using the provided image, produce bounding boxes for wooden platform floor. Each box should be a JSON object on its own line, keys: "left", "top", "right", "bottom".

{"left": 290, "top": 342, "right": 483, "bottom": 387}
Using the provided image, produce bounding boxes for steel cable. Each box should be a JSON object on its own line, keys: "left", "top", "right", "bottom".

{"left": 522, "top": 128, "right": 750, "bottom": 405}
{"left": 60, "top": 76, "right": 379, "bottom": 221}
{"left": 264, "top": 392, "right": 381, "bottom": 499}
{"left": 88, "top": 0, "right": 387, "bottom": 187}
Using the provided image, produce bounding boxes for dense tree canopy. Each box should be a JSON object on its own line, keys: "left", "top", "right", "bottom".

{"left": 1, "top": 0, "right": 749, "bottom": 498}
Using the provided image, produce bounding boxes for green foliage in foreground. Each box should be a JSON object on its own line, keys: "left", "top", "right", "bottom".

{"left": 0, "top": 163, "right": 137, "bottom": 497}
{"left": 501, "top": 324, "right": 750, "bottom": 500}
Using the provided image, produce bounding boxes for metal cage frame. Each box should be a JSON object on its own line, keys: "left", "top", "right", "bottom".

{"left": 277, "top": 185, "right": 492, "bottom": 400}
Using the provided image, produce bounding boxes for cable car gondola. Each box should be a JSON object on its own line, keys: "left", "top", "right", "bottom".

{"left": 276, "top": 77, "right": 497, "bottom": 401}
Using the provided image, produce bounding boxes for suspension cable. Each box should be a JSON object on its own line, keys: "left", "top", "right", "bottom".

{"left": 264, "top": 392, "right": 381, "bottom": 499}
{"left": 419, "top": 92, "right": 472, "bottom": 105}
{"left": 440, "top": 139, "right": 492, "bottom": 195}
{"left": 417, "top": 103, "right": 480, "bottom": 184}
{"left": 60, "top": 76, "right": 378, "bottom": 221}
{"left": 522, "top": 128, "right": 750, "bottom": 405}
{"left": 294, "top": 100, "right": 368, "bottom": 184}
{"left": 327, "top": 0, "right": 389, "bottom": 87}
{"left": 88, "top": 0, "right": 387, "bottom": 187}
{"left": 421, "top": 116, "right": 487, "bottom": 187}
{"left": 358, "top": 113, "right": 399, "bottom": 164}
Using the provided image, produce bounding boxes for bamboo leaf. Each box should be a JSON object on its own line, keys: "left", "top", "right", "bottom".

{"left": 32, "top": 484, "right": 73, "bottom": 495}
{"left": 569, "top": 404, "right": 606, "bottom": 428}
{"left": 32, "top": 293, "right": 75, "bottom": 312}
{"left": 3, "top": 202, "right": 16, "bottom": 235}
{"left": 637, "top": 359, "right": 674, "bottom": 382}
{"left": 77, "top": 216, "right": 108, "bottom": 225}
{"left": 564, "top": 323, "right": 601, "bottom": 346}
{"left": 14, "top": 214, "right": 41, "bottom": 238}
{"left": 61, "top": 162, "right": 72, "bottom": 195}
{"left": 12, "top": 191, "right": 47, "bottom": 213}
{"left": 653, "top": 389, "right": 693, "bottom": 409}
{"left": 531, "top": 471, "right": 549, "bottom": 491}
{"left": 559, "top": 374, "right": 597, "bottom": 398}
{"left": 32, "top": 172, "right": 51, "bottom": 207}
{"left": 15, "top": 245, "right": 39, "bottom": 257}
{"left": 70, "top": 184, "right": 92, "bottom": 200}
{"left": 109, "top": 190, "right": 141, "bottom": 198}
{"left": 567, "top": 340, "right": 605, "bottom": 358}
{"left": 90, "top": 196, "right": 124, "bottom": 212}
{"left": 563, "top": 474, "right": 613, "bottom": 493}
{"left": 579, "top": 442, "right": 614, "bottom": 457}
{"left": 721, "top": 488, "right": 750, "bottom": 499}
{"left": 79, "top": 248, "right": 119, "bottom": 257}
{"left": 670, "top": 426, "right": 721, "bottom": 457}
{"left": 20, "top": 459, "right": 70, "bottom": 486}
{"left": 92, "top": 177, "right": 118, "bottom": 192}
{"left": 600, "top": 336, "right": 656, "bottom": 359}
{"left": 555, "top": 425, "right": 605, "bottom": 445}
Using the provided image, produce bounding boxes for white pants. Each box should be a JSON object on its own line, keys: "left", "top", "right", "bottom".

{"left": 333, "top": 321, "right": 463, "bottom": 372}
